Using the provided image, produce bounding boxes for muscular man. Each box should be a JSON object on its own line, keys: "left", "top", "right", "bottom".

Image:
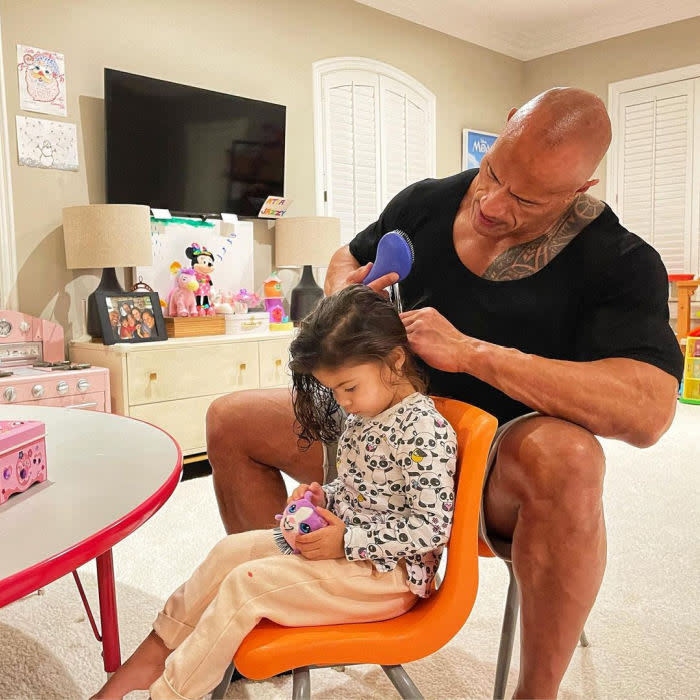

{"left": 207, "top": 88, "right": 683, "bottom": 698}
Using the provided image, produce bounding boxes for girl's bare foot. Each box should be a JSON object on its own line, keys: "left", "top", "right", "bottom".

{"left": 91, "top": 631, "right": 170, "bottom": 699}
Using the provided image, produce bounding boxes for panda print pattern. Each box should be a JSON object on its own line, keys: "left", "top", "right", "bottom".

{"left": 321, "top": 392, "right": 457, "bottom": 597}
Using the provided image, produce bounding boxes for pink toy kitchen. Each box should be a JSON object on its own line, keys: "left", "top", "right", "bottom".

{"left": 0, "top": 311, "right": 110, "bottom": 412}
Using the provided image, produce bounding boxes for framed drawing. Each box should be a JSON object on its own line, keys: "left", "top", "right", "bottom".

{"left": 95, "top": 290, "right": 167, "bottom": 345}
{"left": 462, "top": 129, "right": 498, "bottom": 170}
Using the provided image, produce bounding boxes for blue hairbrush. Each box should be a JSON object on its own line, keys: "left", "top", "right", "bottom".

{"left": 363, "top": 229, "right": 414, "bottom": 312}
{"left": 363, "top": 230, "right": 414, "bottom": 285}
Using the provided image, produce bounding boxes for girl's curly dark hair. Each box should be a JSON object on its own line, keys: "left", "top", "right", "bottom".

{"left": 289, "top": 284, "right": 426, "bottom": 448}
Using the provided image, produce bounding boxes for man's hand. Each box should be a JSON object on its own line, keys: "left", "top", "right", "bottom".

{"left": 400, "top": 307, "right": 472, "bottom": 373}
{"left": 325, "top": 245, "right": 399, "bottom": 297}
{"left": 287, "top": 482, "right": 326, "bottom": 508}
{"left": 295, "top": 507, "right": 346, "bottom": 560}
{"left": 345, "top": 262, "right": 398, "bottom": 296}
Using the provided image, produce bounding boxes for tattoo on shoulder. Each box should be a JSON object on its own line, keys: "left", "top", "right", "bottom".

{"left": 482, "top": 195, "right": 605, "bottom": 281}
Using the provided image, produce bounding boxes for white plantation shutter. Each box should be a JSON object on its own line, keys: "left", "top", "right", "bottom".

{"left": 322, "top": 71, "right": 381, "bottom": 245}
{"left": 315, "top": 60, "right": 435, "bottom": 246}
{"left": 617, "top": 80, "right": 695, "bottom": 275}
{"left": 380, "top": 76, "right": 430, "bottom": 207}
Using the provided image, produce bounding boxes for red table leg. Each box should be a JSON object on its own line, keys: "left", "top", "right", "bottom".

{"left": 96, "top": 549, "right": 122, "bottom": 672}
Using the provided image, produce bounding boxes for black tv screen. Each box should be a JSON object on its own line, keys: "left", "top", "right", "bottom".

{"left": 105, "top": 69, "right": 286, "bottom": 218}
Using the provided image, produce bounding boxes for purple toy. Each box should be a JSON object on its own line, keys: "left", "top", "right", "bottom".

{"left": 274, "top": 490, "right": 328, "bottom": 554}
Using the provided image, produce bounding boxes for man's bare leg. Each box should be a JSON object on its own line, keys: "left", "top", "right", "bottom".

{"left": 484, "top": 417, "right": 606, "bottom": 699}
{"left": 206, "top": 388, "right": 324, "bottom": 534}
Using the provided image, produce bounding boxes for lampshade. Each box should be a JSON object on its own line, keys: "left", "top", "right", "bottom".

{"left": 275, "top": 216, "right": 341, "bottom": 268}
{"left": 63, "top": 204, "right": 152, "bottom": 269}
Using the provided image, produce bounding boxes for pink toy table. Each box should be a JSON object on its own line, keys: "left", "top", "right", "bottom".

{"left": 0, "top": 405, "right": 182, "bottom": 672}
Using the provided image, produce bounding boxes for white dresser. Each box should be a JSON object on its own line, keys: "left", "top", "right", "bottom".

{"left": 69, "top": 332, "right": 293, "bottom": 457}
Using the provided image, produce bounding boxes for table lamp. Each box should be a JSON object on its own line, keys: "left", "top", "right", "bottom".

{"left": 275, "top": 216, "right": 341, "bottom": 322}
{"left": 62, "top": 204, "right": 152, "bottom": 338}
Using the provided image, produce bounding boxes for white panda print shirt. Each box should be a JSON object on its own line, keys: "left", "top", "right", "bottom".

{"left": 322, "top": 392, "right": 457, "bottom": 598}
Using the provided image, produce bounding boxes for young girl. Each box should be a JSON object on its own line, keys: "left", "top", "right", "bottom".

{"left": 93, "top": 284, "right": 457, "bottom": 700}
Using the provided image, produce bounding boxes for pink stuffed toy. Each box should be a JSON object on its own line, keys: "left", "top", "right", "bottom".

{"left": 167, "top": 265, "right": 199, "bottom": 317}
{"left": 274, "top": 490, "right": 329, "bottom": 554}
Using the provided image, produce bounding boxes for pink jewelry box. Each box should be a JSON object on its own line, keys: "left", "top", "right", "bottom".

{"left": 0, "top": 419, "right": 46, "bottom": 505}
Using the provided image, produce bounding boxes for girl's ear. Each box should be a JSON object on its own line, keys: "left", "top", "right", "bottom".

{"left": 389, "top": 347, "right": 406, "bottom": 373}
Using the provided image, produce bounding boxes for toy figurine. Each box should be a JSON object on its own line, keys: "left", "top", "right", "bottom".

{"left": 233, "top": 288, "right": 261, "bottom": 314}
{"left": 273, "top": 490, "right": 328, "bottom": 554}
{"left": 185, "top": 242, "right": 216, "bottom": 316}
{"left": 167, "top": 263, "right": 199, "bottom": 317}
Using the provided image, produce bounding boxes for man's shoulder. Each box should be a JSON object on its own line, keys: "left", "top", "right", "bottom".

{"left": 581, "top": 202, "right": 661, "bottom": 264}
{"left": 576, "top": 203, "right": 669, "bottom": 289}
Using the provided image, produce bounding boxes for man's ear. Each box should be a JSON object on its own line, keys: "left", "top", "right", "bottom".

{"left": 507, "top": 107, "right": 518, "bottom": 121}
{"left": 576, "top": 178, "right": 600, "bottom": 194}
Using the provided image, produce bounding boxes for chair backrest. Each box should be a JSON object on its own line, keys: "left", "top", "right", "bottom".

{"left": 412, "top": 398, "right": 498, "bottom": 646}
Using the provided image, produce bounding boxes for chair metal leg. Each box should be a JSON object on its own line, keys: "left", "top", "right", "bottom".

{"left": 211, "top": 663, "right": 235, "bottom": 699}
{"left": 579, "top": 629, "right": 590, "bottom": 647}
{"left": 493, "top": 561, "right": 519, "bottom": 700}
{"left": 382, "top": 664, "right": 424, "bottom": 699}
{"left": 292, "top": 666, "right": 311, "bottom": 700}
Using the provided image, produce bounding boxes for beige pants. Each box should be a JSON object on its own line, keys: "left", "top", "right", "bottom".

{"left": 149, "top": 529, "right": 416, "bottom": 700}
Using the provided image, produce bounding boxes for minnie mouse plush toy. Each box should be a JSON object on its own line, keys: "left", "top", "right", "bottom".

{"left": 185, "top": 242, "right": 216, "bottom": 316}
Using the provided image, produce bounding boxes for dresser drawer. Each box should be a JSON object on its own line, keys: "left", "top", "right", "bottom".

{"left": 258, "top": 338, "right": 292, "bottom": 388}
{"left": 127, "top": 343, "right": 259, "bottom": 405}
{"left": 129, "top": 395, "right": 224, "bottom": 455}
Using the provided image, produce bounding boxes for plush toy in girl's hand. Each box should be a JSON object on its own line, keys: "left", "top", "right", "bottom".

{"left": 273, "top": 491, "right": 328, "bottom": 554}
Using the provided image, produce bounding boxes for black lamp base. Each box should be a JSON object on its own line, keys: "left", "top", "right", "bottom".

{"left": 87, "top": 267, "right": 124, "bottom": 338}
{"left": 289, "top": 265, "right": 323, "bottom": 322}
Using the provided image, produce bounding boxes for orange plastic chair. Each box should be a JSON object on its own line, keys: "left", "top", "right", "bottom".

{"left": 211, "top": 397, "right": 497, "bottom": 699}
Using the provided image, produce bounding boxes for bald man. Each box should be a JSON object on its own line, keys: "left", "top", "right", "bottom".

{"left": 207, "top": 88, "right": 683, "bottom": 697}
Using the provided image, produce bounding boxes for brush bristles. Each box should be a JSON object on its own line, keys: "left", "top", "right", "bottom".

{"left": 394, "top": 229, "right": 415, "bottom": 261}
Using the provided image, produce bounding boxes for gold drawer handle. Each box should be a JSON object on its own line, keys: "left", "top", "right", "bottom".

{"left": 275, "top": 359, "right": 282, "bottom": 367}
{"left": 240, "top": 363, "right": 247, "bottom": 371}
{"left": 149, "top": 372, "right": 158, "bottom": 381}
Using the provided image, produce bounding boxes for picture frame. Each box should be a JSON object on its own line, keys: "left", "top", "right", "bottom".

{"left": 95, "top": 290, "right": 167, "bottom": 345}
{"left": 462, "top": 129, "right": 498, "bottom": 171}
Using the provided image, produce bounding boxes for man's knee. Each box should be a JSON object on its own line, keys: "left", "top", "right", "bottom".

{"left": 498, "top": 417, "right": 606, "bottom": 517}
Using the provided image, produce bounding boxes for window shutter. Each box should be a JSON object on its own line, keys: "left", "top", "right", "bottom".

{"left": 316, "top": 60, "right": 435, "bottom": 246}
{"left": 617, "top": 80, "right": 695, "bottom": 274}
{"left": 322, "top": 71, "right": 381, "bottom": 245}
{"left": 380, "top": 76, "right": 430, "bottom": 207}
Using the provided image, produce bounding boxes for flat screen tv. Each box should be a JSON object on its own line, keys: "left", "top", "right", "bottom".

{"left": 105, "top": 68, "right": 286, "bottom": 218}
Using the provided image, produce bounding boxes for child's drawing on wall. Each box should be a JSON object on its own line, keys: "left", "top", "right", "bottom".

{"left": 16, "top": 116, "right": 78, "bottom": 171}
{"left": 17, "top": 45, "right": 66, "bottom": 117}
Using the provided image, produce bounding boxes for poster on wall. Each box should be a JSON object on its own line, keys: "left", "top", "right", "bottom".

{"left": 134, "top": 218, "right": 255, "bottom": 308}
{"left": 17, "top": 45, "right": 66, "bottom": 117}
{"left": 462, "top": 129, "right": 498, "bottom": 170}
{"left": 16, "top": 115, "right": 78, "bottom": 170}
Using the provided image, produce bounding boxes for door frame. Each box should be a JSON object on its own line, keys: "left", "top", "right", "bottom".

{"left": 0, "top": 16, "right": 18, "bottom": 309}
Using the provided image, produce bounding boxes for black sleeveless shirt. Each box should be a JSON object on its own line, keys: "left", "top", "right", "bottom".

{"left": 349, "top": 170, "right": 683, "bottom": 424}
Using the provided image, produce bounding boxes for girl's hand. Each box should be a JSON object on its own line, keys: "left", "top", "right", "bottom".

{"left": 287, "top": 482, "right": 326, "bottom": 508}
{"left": 295, "top": 507, "right": 346, "bottom": 560}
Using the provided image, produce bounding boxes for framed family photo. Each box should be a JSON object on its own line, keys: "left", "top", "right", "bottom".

{"left": 95, "top": 290, "right": 167, "bottom": 345}
{"left": 462, "top": 129, "right": 498, "bottom": 170}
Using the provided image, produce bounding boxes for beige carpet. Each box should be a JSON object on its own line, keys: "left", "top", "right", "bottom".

{"left": 1, "top": 403, "right": 698, "bottom": 699}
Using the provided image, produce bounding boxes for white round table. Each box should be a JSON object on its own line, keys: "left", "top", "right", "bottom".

{"left": 0, "top": 405, "right": 182, "bottom": 671}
